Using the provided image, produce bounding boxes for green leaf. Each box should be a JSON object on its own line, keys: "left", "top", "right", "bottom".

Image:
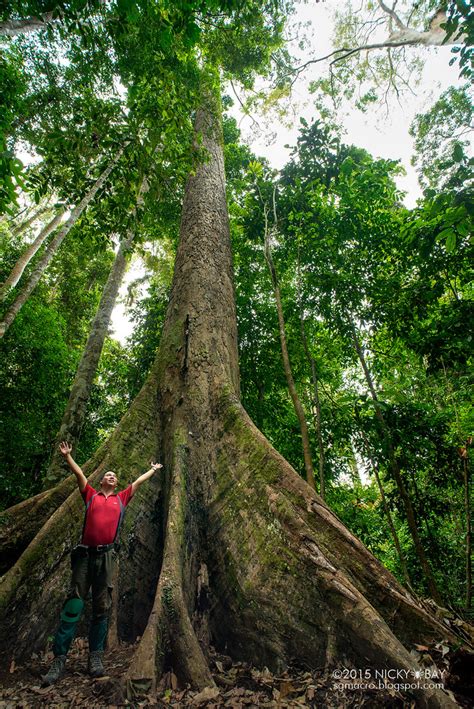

{"left": 452, "top": 143, "right": 464, "bottom": 163}
{"left": 445, "top": 231, "right": 456, "bottom": 252}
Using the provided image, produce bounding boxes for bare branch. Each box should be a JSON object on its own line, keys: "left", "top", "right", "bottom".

{"left": 377, "top": 0, "right": 406, "bottom": 31}
{"left": 230, "top": 79, "right": 261, "bottom": 131}
{"left": 285, "top": 10, "right": 459, "bottom": 87}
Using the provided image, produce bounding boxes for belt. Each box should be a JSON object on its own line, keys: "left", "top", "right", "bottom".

{"left": 79, "top": 543, "right": 115, "bottom": 554}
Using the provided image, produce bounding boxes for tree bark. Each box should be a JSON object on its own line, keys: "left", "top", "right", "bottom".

{"left": 45, "top": 176, "right": 149, "bottom": 487}
{"left": 11, "top": 203, "right": 50, "bottom": 238}
{"left": 0, "top": 480, "right": 73, "bottom": 574}
{"left": 262, "top": 201, "right": 316, "bottom": 491}
{"left": 0, "top": 148, "right": 124, "bottom": 339}
{"left": 0, "top": 209, "right": 65, "bottom": 301}
{"left": 349, "top": 322, "right": 442, "bottom": 604}
{"left": 0, "top": 90, "right": 466, "bottom": 708}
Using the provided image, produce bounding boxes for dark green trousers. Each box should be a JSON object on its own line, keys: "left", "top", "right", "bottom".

{"left": 53, "top": 548, "right": 115, "bottom": 657}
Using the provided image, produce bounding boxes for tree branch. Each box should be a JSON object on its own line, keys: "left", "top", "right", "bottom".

{"left": 230, "top": 79, "right": 261, "bottom": 130}
{"left": 0, "top": 12, "right": 55, "bottom": 36}
{"left": 287, "top": 14, "right": 459, "bottom": 83}
{"left": 377, "top": 0, "right": 406, "bottom": 31}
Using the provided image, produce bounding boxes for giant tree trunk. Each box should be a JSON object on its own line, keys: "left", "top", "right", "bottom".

{"left": 0, "top": 92, "right": 468, "bottom": 708}
{"left": 0, "top": 208, "right": 65, "bottom": 301}
{"left": 0, "top": 148, "right": 124, "bottom": 339}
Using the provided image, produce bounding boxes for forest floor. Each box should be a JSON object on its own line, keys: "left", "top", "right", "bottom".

{"left": 0, "top": 640, "right": 472, "bottom": 708}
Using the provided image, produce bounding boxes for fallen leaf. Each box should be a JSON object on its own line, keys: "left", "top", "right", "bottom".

{"left": 192, "top": 686, "right": 220, "bottom": 705}
{"left": 279, "top": 680, "right": 294, "bottom": 698}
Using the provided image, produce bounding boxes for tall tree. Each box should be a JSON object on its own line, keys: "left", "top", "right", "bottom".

{"left": 0, "top": 147, "right": 124, "bottom": 338}
{"left": 257, "top": 178, "right": 316, "bottom": 491}
{"left": 0, "top": 208, "right": 65, "bottom": 300}
{"left": 0, "top": 78, "right": 463, "bottom": 708}
{"left": 45, "top": 175, "right": 149, "bottom": 487}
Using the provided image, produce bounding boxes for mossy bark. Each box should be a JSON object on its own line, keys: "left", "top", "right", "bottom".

{"left": 0, "top": 91, "right": 468, "bottom": 708}
{"left": 0, "top": 478, "right": 75, "bottom": 574}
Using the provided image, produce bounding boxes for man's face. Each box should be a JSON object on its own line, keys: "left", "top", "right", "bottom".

{"left": 101, "top": 471, "right": 118, "bottom": 488}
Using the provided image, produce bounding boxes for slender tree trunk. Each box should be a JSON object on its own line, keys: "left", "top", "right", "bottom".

{"left": 45, "top": 232, "right": 133, "bottom": 485}
{"left": 0, "top": 88, "right": 465, "bottom": 709}
{"left": 348, "top": 449, "right": 362, "bottom": 486}
{"left": 11, "top": 203, "right": 49, "bottom": 237}
{"left": 0, "top": 148, "right": 124, "bottom": 339}
{"left": 299, "top": 321, "right": 325, "bottom": 497}
{"left": 0, "top": 209, "right": 65, "bottom": 301}
{"left": 349, "top": 322, "right": 442, "bottom": 603}
{"left": 262, "top": 204, "right": 315, "bottom": 490}
{"left": 461, "top": 445, "right": 472, "bottom": 609}
{"left": 359, "top": 427, "right": 412, "bottom": 588}
{"left": 45, "top": 176, "right": 149, "bottom": 487}
{"left": 296, "top": 249, "right": 325, "bottom": 495}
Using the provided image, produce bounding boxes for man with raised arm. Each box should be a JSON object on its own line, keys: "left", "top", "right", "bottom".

{"left": 42, "top": 441, "right": 162, "bottom": 686}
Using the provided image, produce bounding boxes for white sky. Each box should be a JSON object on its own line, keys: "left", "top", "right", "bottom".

{"left": 229, "top": 1, "right": 463, "bottom": 207}
{"left": 111, "top": 0, "right": 464, "bottom": 342}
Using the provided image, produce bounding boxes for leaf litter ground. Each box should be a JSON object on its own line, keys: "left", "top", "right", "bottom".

{"left": 0, "top": 639, "right": 472, "bottom": 708}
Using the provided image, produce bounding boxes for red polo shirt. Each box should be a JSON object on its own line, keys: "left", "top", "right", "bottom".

{"left": 81, "top": 483, "right": 133, "bottom": 546}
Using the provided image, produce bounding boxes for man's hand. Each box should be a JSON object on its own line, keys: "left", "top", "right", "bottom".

{"left": 59, "top": 441, "right": 72, "bottom": 457}
{"left": 131, "top": 462, "right": 163, "bottom": 495}
{"left": 59, "top": 442, "right": 87, "bottom": 492}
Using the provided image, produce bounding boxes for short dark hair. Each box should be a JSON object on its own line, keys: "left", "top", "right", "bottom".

{"left": 100, "top": 471, "right": 118, "bottom": 482}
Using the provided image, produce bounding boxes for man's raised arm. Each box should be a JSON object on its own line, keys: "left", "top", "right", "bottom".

{"left": 131, "top": 462, "right": 163, "bottom": 496}
{"left": 59, "top": 441, "right": 87, "bottom": 492}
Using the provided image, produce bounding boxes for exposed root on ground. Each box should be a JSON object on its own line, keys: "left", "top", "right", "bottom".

{"left": 126, "top": 428, "right": 214, "bottom": 697}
